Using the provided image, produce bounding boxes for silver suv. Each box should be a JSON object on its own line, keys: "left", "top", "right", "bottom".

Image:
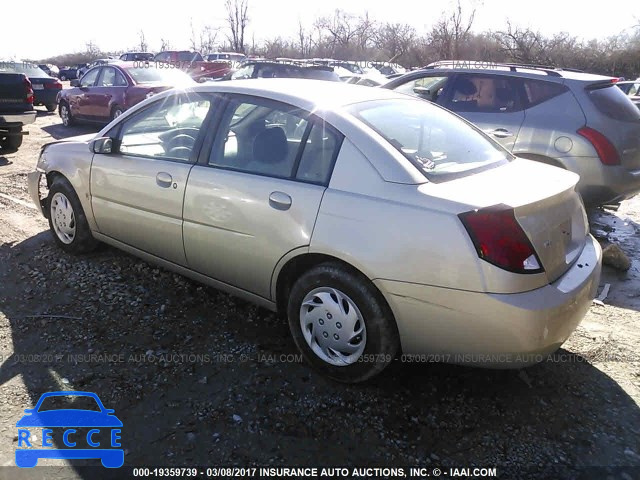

{"left": 384, "top": 61, "right": 640, "bottom": 206}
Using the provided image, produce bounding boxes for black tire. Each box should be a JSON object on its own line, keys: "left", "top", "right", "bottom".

{"left": 0, "top": 128, "right": 22, "bottom": 153}
{"left": 60, "top": 74, "right": 67, "bottom": 81}
{"left": 46, "top": 104, "right": 57, "bottom": 112}
{"left": 47, "top": 177, "right": 98, "bottom": 254}
{"left": 60, "top": 102, "right": 75, "bottom": 127}
{"left": 111, "top": 106, "right": 124, "bottom": 121}
{"left": 287, "top": 262, "right": 400, "bottom": 383}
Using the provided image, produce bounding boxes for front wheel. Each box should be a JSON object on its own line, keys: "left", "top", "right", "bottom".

{"left": 47, "top": 177, "right": 98, "bottom": 254}
{"left": 0, "top": 128, "right": 22, "bottom": 152}
{"left": 287, "top": 263, "right": 400, "bottom": 383}
{"left": 111, "top": 106, "right": 124, "bottom": 121}
{"left": 46, "top": 104, "right": 56, "bottom": 112}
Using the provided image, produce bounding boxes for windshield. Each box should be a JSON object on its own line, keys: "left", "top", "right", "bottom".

{"left": 349, "top": 99, "right": 511, "bottom": 181}
{"left": 0, "top": 61, "right": 48, "bottom": 77}
{"left": 38, "top": 395, "right": 101, "bottom": 412}
{"left": 124, "top": 66, "right": 194, "bottom": 85}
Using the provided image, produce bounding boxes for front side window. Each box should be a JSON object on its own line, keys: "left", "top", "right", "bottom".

{"left": 80, "top": 68, "right": 100, "bottom": 87}
{"left": 210, "top": 97, "right": 311, "bottom": 179}
{"left": 349, "top": 99, "right": 511, "bottom": 182}
{"left": 118, "top": 94, "right": 212, "bottom": 162}
{"left": 448, "top": 74, "right": 520, "bottom": 113}
{"left": 393, "top": 75, "right": 450, "bottom": 102}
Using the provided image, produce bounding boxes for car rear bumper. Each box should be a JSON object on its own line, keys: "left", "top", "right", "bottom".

{"left": 33, "top": 90, "right": 59, "bottom": 106}
{"left": 562, "top": 156, "right": 640, "bottom": 205}
{"left": 375, "top": 234, "right": 602, "bottom": 367}
{"left": 0, "top": 111, "right": 36, "bottom": 126}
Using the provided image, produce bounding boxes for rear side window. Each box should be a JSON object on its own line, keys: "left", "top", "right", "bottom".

{"left": 521, "top": 78, "right": 568, "bottom": 107}
{"left": 349, "top": 99, "right": 511, "bottom": 182}
{"left": 587, "top": 85, "right": 640, "bottom": 122}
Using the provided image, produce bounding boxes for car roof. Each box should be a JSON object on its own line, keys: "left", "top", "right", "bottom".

{"left": 185, "top": 78, "right": 410, "bottom": 109}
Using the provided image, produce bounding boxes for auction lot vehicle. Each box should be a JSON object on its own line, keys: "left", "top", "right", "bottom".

{"left": 1, "top": 63, "right": 62, "bottom": 112}
{"left": 28, "top": 80, "right": 601, "bottom": 382}
{"left": 153, "top": 51, "right": 231, "bottom": 82}
{"left": 223, "top": 61, "right": 341, "bottom": 82}
{"left": 58, "top": 64, "right": 87, "bottom": 81}
{"left": 119, "top": 52, "right": 155, "bottom": 62}
{"left": 57, "top": 62, "right": 194, "bottom": 126}
{"left": 384, "top": 61, "right": 640, "bottom": 206}
{"left": 0, "top": 67, "right": 37, "bottom": 152}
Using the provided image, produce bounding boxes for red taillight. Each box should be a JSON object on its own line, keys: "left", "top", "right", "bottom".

{"left": 44, "top": 81, "right": 63, "bottom": 90}
{"left": 459, "top": 206, "right": 543, "bottom": 274}
{"left": 577, "top": 127, "right": 620, "bottom": 166}
{"left": 24, "top": 76, "right": 34, "bottom": 104}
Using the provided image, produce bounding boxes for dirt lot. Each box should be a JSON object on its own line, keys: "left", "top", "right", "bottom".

{"left": 0, "top": 104, "right": 639, "bottom": 479}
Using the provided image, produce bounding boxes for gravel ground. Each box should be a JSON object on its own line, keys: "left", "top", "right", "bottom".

{"left": 0, "top": 103, "right": 639, "bottom": 480}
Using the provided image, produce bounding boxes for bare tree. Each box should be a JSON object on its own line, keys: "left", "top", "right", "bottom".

{"left": 430, "top": 0, "right": 477, "bottom": 59}
{"left": 375, "top": 23, "right": 416, "bottom": 61}
{"left": 159, "top": 38, "right": 172, "bottom": 52}
{"left": 225, "top": 0, "right": 250, "bottom": 53}
{"left": 493, "top": 21, "right": 547, "bottom": 64}
{"left": 200, "top": 26, "right": 220, "bottom": 54}
{"left": 138, "top": 30, "right": 148, "bottom": 52}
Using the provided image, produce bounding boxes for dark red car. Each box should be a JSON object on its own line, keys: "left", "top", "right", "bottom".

{"left": 57, "top": 62, "right": 195, "bottom": 127}
{"left": 153, "top": 51, "right": 231, "bottom": 82}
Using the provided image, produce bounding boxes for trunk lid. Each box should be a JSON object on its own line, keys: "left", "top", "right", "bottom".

{"left": 426, "top": 158, "right": 588, "bottom": 282}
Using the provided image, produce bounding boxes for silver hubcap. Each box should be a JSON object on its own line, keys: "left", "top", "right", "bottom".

{"left": 50, "top": 192, "right": 76, "bottom": 244}
{"left": 299, "top": 287, "right": 366, "bottom": 366}
{"left": 61, "top": 106, "right": 69, "bottom": 125}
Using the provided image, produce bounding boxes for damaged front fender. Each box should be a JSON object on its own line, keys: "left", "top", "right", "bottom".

{"left": 27, "top": 171, "right": 47, "bottom": 217}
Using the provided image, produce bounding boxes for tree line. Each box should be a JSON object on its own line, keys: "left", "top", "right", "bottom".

{"left": 35, "top": 0, "right": 640, "bottom": 78}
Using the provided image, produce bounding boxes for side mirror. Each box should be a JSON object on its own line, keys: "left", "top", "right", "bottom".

{"left": 90, "top": 137, "right": 113, "bottom": 154}
{"left": 23, "top": 408, "right": 35, "bottom": 414}
{"left": 70, "top": 79, "right": 80, "bottom": 87}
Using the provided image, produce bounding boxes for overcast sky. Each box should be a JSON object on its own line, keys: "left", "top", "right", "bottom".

{"left": 1, "top": 0, "right": 635, "bottom": 60}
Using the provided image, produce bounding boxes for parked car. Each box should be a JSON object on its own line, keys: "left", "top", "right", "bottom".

{"left": 205, "top": 52, "right": 246, "bottom": 65}
{"left": 77, "top": 59, "right": 116, "bottom": 79}
{"left": 57, "top": 62, "right": 194, "bottom": 127}
{"left": 0, "top": 67, "right": 36, "bottom": 152}
{"left": 616, "top": 80, "right": 640, "bottom": 108}
{"left": 119, "top": 52, "right": 155, "bottom": 62}
{"left": 1, "top": 62, "right": 61, "bottom": 112}
{"left": 38, "top": 64, "right": 59, "bottom": 78}
{"left": 58, "top": 64, "right": 88, "bottom": 81}
{"left": 222, "top": 61, "right": 340, "bottom": 82}
{"left": 153, "top": 51, "right": 230, "bottom": 82}
{"left": 384, "top": 61, "right": 640, "bottom": 206}
{"left": 28, "top": 80, "right": 601, "bottom": 382}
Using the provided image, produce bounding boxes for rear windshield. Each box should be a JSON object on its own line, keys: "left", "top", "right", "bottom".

{"left": 348, "top": 99, "right": 511, "bottom": 181}
{"left": 587, "top": 84, "right": 640, "bottom": 122}
{"left": 0, "top": 62, "right": 48, "bottom": 78}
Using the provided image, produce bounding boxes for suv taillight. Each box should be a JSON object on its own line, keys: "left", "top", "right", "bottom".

{"left": 44, "top": 80, "right": 63, "bottom": 90}
{"left": 459, "top": 206, "right": 543, "bottom": 274}
{"left": 577, "top": 127, "right": 620, "bottom": 166}
{"left": 24, "top": 76, "right": 34, "bottom": 104}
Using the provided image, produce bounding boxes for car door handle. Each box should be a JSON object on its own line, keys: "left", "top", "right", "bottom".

{"left": 156, "top": 172, "right": 173, "bottom": 188}
{"left": 488, "top": 128, "right": 513, "bottom": 138}
{"left": 269, "top": 191, "right": 292, "bottom": 211}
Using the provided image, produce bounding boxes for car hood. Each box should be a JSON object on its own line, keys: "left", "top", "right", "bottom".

{"left": 42, "top": 133, "right": 97, "bottom": 151}
{"left": 16, "top": 410, "right": 123, "bottom": 427}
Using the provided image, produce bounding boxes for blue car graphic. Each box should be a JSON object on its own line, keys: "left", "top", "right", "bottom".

{"left": 15, "top": 391, "right": 123, "bottom": 468}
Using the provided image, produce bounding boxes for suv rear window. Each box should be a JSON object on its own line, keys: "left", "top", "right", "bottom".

{"left": 349, "top": 98, "right": 511, "bottom": 182}
{"left": 587, "top": 84, "right": 640, "bottom": 122}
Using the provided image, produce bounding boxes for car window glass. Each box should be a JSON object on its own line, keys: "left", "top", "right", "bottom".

{"left": 394, "top": 76, "right": 449, "bottom": 102}
{"left": 210, "top": 98, "right": 310, "bottom": 179}
{"left": 119, "top": 95, "right": 212, "bottom": 162}
{"left": 80, "top": 68, "right": 100, "bottom": 87}
{"left": 155, "top": 52, "right": 170, "bottom": 62}
{"left": 449, "top": 75, "right": 519, "bottom": 113}
{"left": 114, "top": 70, "right": 128, "bottom": 86}
{"left": 295, "top": 122, "right": 342, "bottom": 185}
{"left": 587, "top": 85, "right": 640, "bottom": 122}
{"left": 98, "top": 67, "right": 116, "bottom": 87}
{"left": 521, "top": 78, "right": 568, "bottom": 107}
{"left": 38, "top": 395, "right": 101, "bottom": 412}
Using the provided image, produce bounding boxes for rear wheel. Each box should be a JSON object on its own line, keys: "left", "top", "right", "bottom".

{"left": 47, "top": 177, "right": 98, "bottom": 254}
{"left": 111, "top": 106, "right": 124, "bottom": 121}
{"left": 287, "top": 263, "right": 400, "bottom": 383}
{"left": 60, "top": 102, "right": 75, "bottom": 127}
